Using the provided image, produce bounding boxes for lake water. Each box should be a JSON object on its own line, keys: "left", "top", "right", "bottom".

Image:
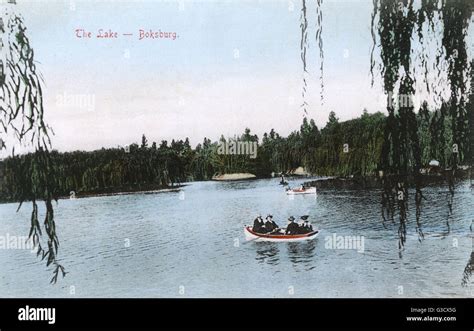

{"left": 0, "top": 178, "right": 473, "bottom": 298}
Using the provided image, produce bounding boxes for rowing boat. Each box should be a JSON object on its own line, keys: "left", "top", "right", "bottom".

{"left": 244, "top": 226, "right": 319, "bottom": 242}
{"left": 286, "top": 187, "right": 317, "bottom": 195}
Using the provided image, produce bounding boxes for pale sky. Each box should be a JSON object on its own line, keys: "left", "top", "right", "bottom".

{"left": 3, "top": 0, "right": 468, "bottom": 153}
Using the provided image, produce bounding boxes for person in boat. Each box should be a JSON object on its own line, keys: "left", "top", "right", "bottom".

{"left": 299, "top": 219, "right": 313, "bottom": 234}
{"left": 265, "top": 215, "right": 280, "bottom": 234}
{"left": 253, "top": 214, "right": 265, "bottom": 233}
{"left": 298, "top": 216, "right": 305, "bottom": 226}
{"left": 285, "top": 216, "right": 300, "bottom": 235}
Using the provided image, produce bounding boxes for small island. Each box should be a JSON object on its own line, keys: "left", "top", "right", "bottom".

{"left": 211, "top": 173, "right": 257, "bottom": 181}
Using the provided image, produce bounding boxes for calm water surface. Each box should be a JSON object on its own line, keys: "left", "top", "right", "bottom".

{"left": 0, "top": 178, "right": 473, "bottom": 297}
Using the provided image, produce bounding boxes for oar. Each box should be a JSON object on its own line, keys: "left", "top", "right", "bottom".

{"left": 268, "top": 227, "right": 286, "bottom": 235}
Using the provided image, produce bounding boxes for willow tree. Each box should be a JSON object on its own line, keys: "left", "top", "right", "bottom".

{"left": 0, "top": 2, "right": 65, "bottom": 283}
{"left": 369, "top": 0, "right": 472, "bottom": 252}
{"left": 299, "top": 0, "right": 473, "bottom": 282}
{"left": 300, "top": 0, "right": 324, "bottom": 114}
{"left": 371, "top": 0, "right": 473, "bottom": 284}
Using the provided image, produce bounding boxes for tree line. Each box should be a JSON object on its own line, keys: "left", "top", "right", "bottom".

{"left": 0, "top": 102, "right": 471, "bottom": 203}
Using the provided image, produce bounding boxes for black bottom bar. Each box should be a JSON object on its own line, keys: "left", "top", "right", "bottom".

{"left": 0, "top": 298, "right": 472, "bottom": 330}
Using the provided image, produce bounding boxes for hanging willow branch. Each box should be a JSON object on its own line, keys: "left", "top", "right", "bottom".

{"left": 315, "top": 0, "right": 324, "bottom": 104}
{"left": 372, "top": 0, "right": 419, "bottom": 252}
{"left": 299, "top": 0, "right": 324, "bottom": 115}
{"left": 0, "top": 5, "right": 65, "bottom": 283}
{"left": 461, "top": 251, "right": 473, "bottom": 287}
{"left": 300, "top": 0, "right": 309, "bottom": 114}
{"left": 371, "top": 0, "right": 473, "bottom": 285}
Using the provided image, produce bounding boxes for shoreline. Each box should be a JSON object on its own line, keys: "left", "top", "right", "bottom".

{"left": 0, "top": 184, "right": 185, "bottom": 204}
{"left": 304, "top": 170, "right": 472, "bottom": 190}
{"left": 64, "top": 186, "right": 184, "bottom": 200}
{"left": 1, "top": 170, "right": 471, "bottom": 204}
{"left": 211, "top": 173, "right": 257, "bottom": 181}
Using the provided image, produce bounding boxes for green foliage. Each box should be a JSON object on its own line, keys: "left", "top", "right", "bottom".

{"left": 370, "top": 0, "right": 473, "bottom": 255}
{"left": 1, "top": 0, "right": 472, "bottom": 284}
{"left": 0, "top": 8, "right": 63, "bottom": 283}
{"left": 2, "top": 106, "right": 463, "bottom": 205}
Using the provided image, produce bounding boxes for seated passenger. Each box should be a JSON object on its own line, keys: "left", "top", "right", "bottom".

{"left": 298, "top": 217, "right": 305, "bottom": 227}
{"left": 299, "top": 219, "right": 314, "bottom": 234}
{"left": 252, "top": 214, "right": 265, "bottom": 233}
{"left": 285, "top": 216, "right": 300, "bottom": 235}
{"left": 265, "top": 215, "right": 280, "bottom": 234}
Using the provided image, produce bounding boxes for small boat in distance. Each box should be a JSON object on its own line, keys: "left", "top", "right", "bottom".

{"left": 244, "top": 226, "right": 319, "bottom": 242}
{"left": 286, "top": 186, "right": 317, "bottom": 195}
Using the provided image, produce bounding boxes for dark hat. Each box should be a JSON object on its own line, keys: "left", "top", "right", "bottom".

{"left": 266, "top": 214, "right": 273, "bottom": 218}
{"left": 288, "top": 216, "right": 295, "bottom": 221}
{"left": 300, "top": 215, "right": 309, "bottom": 220}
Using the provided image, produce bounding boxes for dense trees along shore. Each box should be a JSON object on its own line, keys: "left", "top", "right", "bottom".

{"left": 0, "top": 102, "right": 472, "bottom": 203}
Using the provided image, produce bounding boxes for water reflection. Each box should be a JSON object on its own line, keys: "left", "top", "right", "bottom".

{"left": 0, "top": 179, "right": 472, "bottom": 297}
{"left": 287, "top": 240, "right": 317, "bottom": 266}
{"left": 254, "top": 242, "right": 280, "bottom": 265}
{"left": 253, "top": 240, "right": 318, "bottom": 271}
{"left": 217, "top": 180, "right": 261, "bottom": 191}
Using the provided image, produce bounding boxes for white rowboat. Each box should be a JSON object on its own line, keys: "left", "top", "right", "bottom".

{"left": 286, "top": 187, "right": 317, "bottom": 195}
{"left": 244, "top": 226, "right": 319, "bottom": 242}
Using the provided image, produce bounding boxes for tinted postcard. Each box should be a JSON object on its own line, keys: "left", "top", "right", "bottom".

{"left": 0, "top": 0, "right": 473, "bottom": 302}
